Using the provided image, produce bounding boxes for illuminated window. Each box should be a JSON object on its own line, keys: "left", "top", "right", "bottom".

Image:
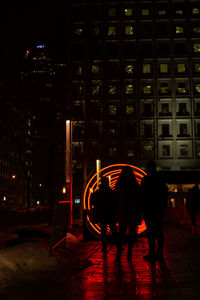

{"left": 125, "top": 84, "right": 134, "bottom": 94}
{"left": 175, "top": 9, "right": 184, "bottom": 15}
{"left": 194, "top": 82, "right": 200, "bottom": 94}
{"left": 93, "top": 26, "right": 100, "bottom": 36}
{"left": 91, "top": 65, "right": 100, "bottom": 74}
{"left": 125, "top": 65, "right": 134, "bottom": 74}
{"left": 108, "top": 26, "right": 117, "bottom": 36}
{"left": 75, "top": 28, "right": 84, "bottom": 36}
{"left": 194, "top": 43, "right": 200, "bottom": 53}
{"left": 177, "top": 83, "right": 187, "bottom": 94}
{"left": 125, "top": 25, "right": 134, "bottom": 35}
{"left": 91, "top": 85, "right": 100, "bottom": 96}
{"left": 108, "top": 147, "right": 117, "bottom": 157}
{"left": 108, "top": 85, "right": 117, "bottom": 95}
{"left": 127, "top": 150, "right": 135, "bottom": 158}
{"left": 176, "top": 26, "right": 184, "bottom": 34}
{"left": 143, "top": 64, "right": 151, "bottom": 74}
{"left": 124, "top": 8, "right": 133, "bottom": 16}
{"left": 158, "top": 9, "right": 167, "bottom": 16}
{"left": 125, "top": 105, "right": 135, "bottom": 115}
{"left": 144, "top": 145, "right": 153, "bottom": 154}
{"left": 108, "top": 8, "right": 116, "bottom": 17}
{"left": 160, "top": 63, "right": 168, "bottom": 73}
{"left": 143, "top": 84, "right": 152, "bottom": 94}
{"left": 74, "top": 66, "right": 82, "bottom": 76}
{"left": 192, "top": 8, "right": 200, "bottom": 15}
{"left": 108, "top": 105, "right": 117, "bottom": 115}
{"left": 141, "top": 8, "right": 150, "bottom": 16}
{"left": 160, "top": 83, "right": 169, "bottom": 94}
{"left": 177, "top": 63, "right": 186, "bottom": 73}
{"left": 194, "top": 63, "right": 200, "bottom": 73}
{"left": 193, "top": 26, "right": 200, "bottom": 33}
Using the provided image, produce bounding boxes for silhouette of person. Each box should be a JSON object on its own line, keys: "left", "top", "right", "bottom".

{"left": 114, "top": 166, "right": 141, "bottom": 261}
{"left": 141, "top": 160, "right": 168, "bottom": 262}
{"left": 90, "top": 176, "right": 117, "bottom": 253}
{"left": 186, "top": 184, "right": 200, "bottom": 234}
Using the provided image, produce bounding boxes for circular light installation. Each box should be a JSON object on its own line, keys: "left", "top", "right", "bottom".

{"left": 83, "top": 164, "right": 147, "bottom": 237}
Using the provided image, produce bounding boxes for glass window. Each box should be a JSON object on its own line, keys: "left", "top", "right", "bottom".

{"left": 108, "top": 85, "right": 117, "bottom": 95}
{"left": 177, "top": 83, "right": 187, "bottom": 94}
{"left": 180, "top": 145, "right": 188, "bottom": 156}
{"left": 158, "top": 8, "right": 167, "bottom": 16}
{"left": 125, "top": 105, "right": 135, "bottom": 115}
{"left": 192, "top": 8, "right": 200, "bottom": 15}
{"left": 108, "top": 147, "right": 117, "bottom": 157}
{"left": 108, "top": 8, "right": 116, "bottom": 17}
{"left": 124, "top": 8, "right": 133, "bottom": 16}
{"left": 162, "top": 124, "right": 170, "bottom": 137}
{"left": 160, "top": 63, "right": 168, "bottom": 73}
{"left": 125, "top": 64, "right": 134, "bottom": 74}
{"left": 141, "top": 8, "right": 150, "bottom": 16}
{"left": 160, "top": 103, "right": 171, "bottom": 116}
{"left": 194, "top": 63, "right": 200, "bottom": 73}
{"left": 193, "top": 26, "right": 200, "bottom": 33}
{"left": 194, "top": 43, "right": 200, "bottom": 53}
{"left": 143, "top": 63, "right": 151, "bottom": 74}
{"left": 160, "top": 83, "right": 169, "bottom": 94}
{"left": 177, "top": 103, "right": 189, "bottom": 116}
{"left": 144, "top": 124, "right": 152, "bottom": 138}
{"left": 143, "top": 84, "right": 152, "bottom": 94}
{"left": 108, "top": 26, "right": 117, "bottom": 36}
{"left": 194, "top": 82, "right": 200, "bottom": 94}
{"left": 176, "top": 26, "right": 184, "bottom": 34}
{"left": 75, "top": 28, "right": 84, "bottom": 36}
{"left": 143, "top": 103, "right": 153, "bottom": 116}
{"left": 74, "top": 66, "right": 83, "bottom": 76}
{"left": 125, "top": 84, "right": 134, "bottom": 94}
{"left": 175, "top": 9, "right": 184, "bottom": 15}
{"left": 162, "top": 145, "right": 170, "bottom": 156}
{"left": 91, "top": 85, "right": 100, "bottom": 96}
{"left": 177, "top": 63, "right": 186, "bottom": 73}
{"left": 91, "top": 65, "right": 100, "bottom": 75}
{"left": 93, "top": 26, "right": 100, "bottom": 36}
{"left": 108, "top": 105, "right": 117, "bottom": 115}
{"left": 179, "top": 124, "right": 188, "bottom": 136}
{"left": 125, "top": 25, "right": 134, "bottom": 35}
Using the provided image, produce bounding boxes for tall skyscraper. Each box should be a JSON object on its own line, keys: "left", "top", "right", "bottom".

{"left": 68, "top": 0, "right": 200, "bottom": 210}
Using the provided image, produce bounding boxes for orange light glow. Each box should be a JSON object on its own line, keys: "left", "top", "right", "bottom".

{"left": 83, "top": 164, "right": 147, "bottom": 237}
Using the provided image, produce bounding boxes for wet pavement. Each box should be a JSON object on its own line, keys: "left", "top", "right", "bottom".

{"left": 1, "top": 223, "right": 200, "bottom": 300}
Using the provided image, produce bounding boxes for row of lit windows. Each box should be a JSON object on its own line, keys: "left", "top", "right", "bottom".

{"left": 72, "top": 99, "right": 200, "bottom": 118}
{"left": 73, "top": 62, "right": 200, "bottom": 77}
{"left": 72, "top": 41, "right": 200, "bottom": 59}
{"left": 73, "top": 22, "right": 200, "bottom": 39}
{"left": 72, "top": 119, "right": 200, "bottom": 140}
{"left": 72, "top": 138, "right": 200, "bottom": 160}
{"left": 72, "top": 4, "right": 200, "bottom": 21}
{"left": 72, "top": 80, "right": 200, "bottom": 97}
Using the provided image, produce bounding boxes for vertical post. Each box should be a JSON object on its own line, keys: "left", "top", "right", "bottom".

{"left": 96, "top": 159, "right": 101, "bottom": 187}
{"left": 66, "top": 120, "right": 73, "bottom": 228}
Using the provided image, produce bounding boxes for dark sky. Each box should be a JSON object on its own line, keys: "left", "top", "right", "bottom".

{"left": 0, "top": 3, "right": 67, "bottom": 79}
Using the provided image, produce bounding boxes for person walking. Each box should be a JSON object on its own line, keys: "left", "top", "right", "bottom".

{"left": 90, "top": 176, "right": 117, "bottom": 253}
{"left": 114, "top": 166, "right": 141, "bottom": 262}
{"left": 141, "top": 160, "right": 168, "bottom": 262}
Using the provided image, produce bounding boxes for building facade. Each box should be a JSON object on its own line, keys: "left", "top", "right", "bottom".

{"left": 67, "top": 0, "right": 200, "bottom": 214}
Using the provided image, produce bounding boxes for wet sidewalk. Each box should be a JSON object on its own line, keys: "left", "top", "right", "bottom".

{"left": 1, "top": 223, "right": 200, "bottom": 300}
{"left": 61, "top": 223, "right": 200, "bottom": 300}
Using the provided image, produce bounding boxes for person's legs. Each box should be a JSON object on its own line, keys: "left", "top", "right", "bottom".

{"left": 144, "top": 215, "right": 156, "bottom": 255}
{"left": 154, "top": 216, "right": 164, "bottom": 260}
{"left": 127, "top": 224, "right": 137, "bottom": 261}
{"left": 109, "top": 222, "right": 118, "bottom": 244}
{"left": 116, "top": 224, "right": 126, "bottom": 260}
{"left": 101, "top": 223, "right": 107, "bottom": 253}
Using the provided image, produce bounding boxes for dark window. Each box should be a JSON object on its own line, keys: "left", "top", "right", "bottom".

{"left": 123, "top": 42, "right": 136, "bottom": 57}
{"left": 140, "top": 43, "right": 153, "bottom": 58}
{"left": 144, "top": 124, "right": 152, "bottom": 138}
{"left": 106, "top": 42, "right": 119, "bottom": 57}
{"left": 157, "top": 42, "right": 170, "bottom": 56}
{"left": 177, "top": 103, "right": 189, "bottom": 116}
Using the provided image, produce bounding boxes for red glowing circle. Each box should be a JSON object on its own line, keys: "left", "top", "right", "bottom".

{"left": 83, "top": 164, "right": 147, "bottom": 236}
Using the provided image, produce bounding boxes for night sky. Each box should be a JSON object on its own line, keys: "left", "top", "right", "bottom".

{"left": 0, "top": 3, "right": 67, "bottom": 79}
